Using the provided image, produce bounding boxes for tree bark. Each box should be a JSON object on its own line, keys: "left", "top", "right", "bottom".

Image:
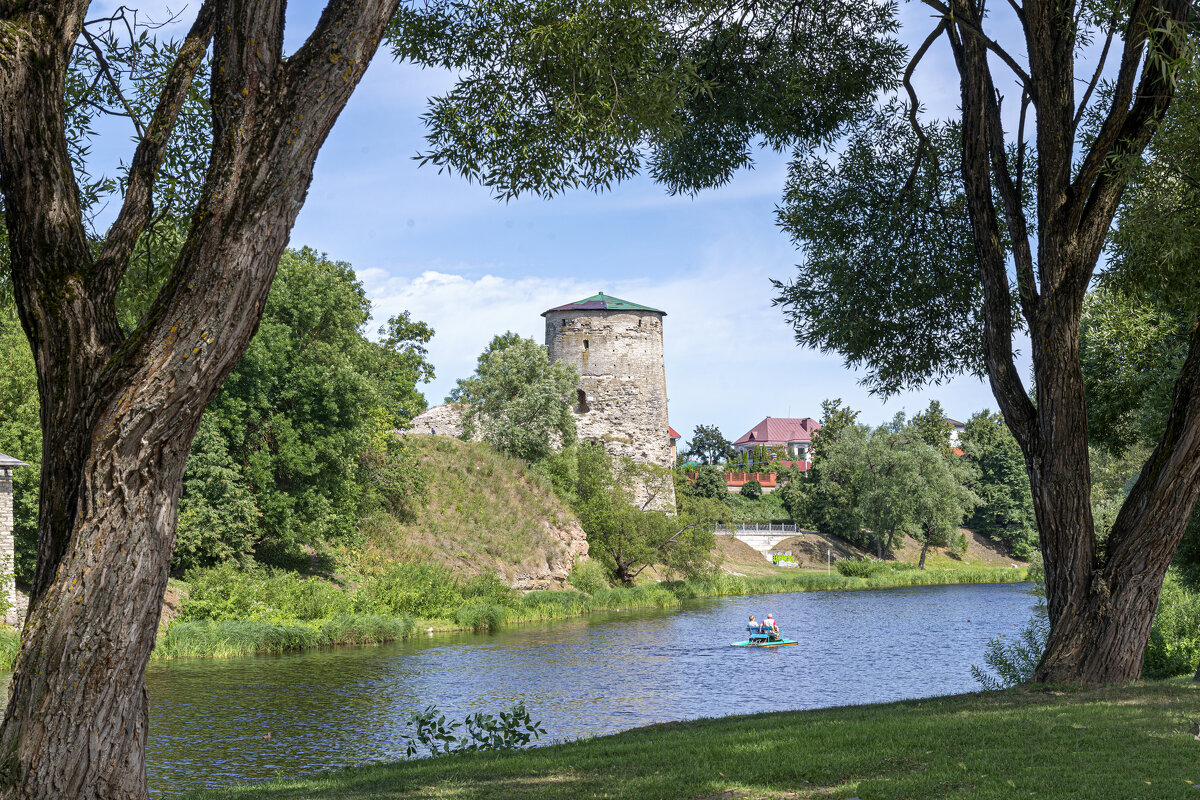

{"left": 0, "top": 1, "right": 398, "bottom": 796}
{"left": 918, "top": 540, "right": 928, "bottom": 570}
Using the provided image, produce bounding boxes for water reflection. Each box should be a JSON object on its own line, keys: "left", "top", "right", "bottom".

{"left": 144, "top": 582, "right": 1035, "bottom": 797}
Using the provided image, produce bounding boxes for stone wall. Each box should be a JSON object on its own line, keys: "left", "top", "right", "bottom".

{"left": 544, "top": 308, "right": 677, "bottom": 511}
{"left": 405, "top": 404, "right": 478, "bottom": 440}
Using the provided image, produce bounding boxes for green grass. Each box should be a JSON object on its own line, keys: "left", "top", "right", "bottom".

{"left": 154, "top": 614, "right": 416, "bottom": 660}
{"left": 179, "top": 679, "right": 1200, "bottom": 800}
{"left": 0, "top": 628, "right": 19, "bottom": 671}
{"left": 666, "top": 565, "right": 1026, "bottom": 599}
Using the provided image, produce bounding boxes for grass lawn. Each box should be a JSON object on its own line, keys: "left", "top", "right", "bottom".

{"left": 180, "top": 679, "right": 1200, "bottom": 800}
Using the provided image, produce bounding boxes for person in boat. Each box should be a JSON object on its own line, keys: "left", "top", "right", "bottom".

{"left": 762, "top": 614, "right": 780, "bottom": 641}
{"left": 747, "top": 615, "right": 759, "bottom": 636}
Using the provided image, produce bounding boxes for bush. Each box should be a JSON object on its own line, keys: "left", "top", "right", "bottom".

{"left": 1144, "top": 573, "right": 1200, "bottom": 678}
{"left": 835, "top": 558, "right": 885, "bottom": 578}
{"left": 355, "top": 562, "right": 465, "bottom": 618}
{"left": 740, "top": 480, "right": 762, "bottom": 499}
{"left": 567, "top": 559, "right": 609, "bottom": 595}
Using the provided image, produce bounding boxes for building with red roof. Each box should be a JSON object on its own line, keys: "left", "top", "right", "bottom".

{"left": 732, "top": 416, "right": 821, "bottom": 462}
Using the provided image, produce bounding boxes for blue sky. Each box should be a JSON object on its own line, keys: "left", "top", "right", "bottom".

{"left": 91, "top": 1, "right": 1032, "bottom": 446}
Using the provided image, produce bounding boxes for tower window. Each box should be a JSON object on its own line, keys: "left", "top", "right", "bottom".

{"left": 576, "top": 389, "right": 589, "bottom": 413}
{"left": 584, "top": 339, "right": 589, "bottom": 349}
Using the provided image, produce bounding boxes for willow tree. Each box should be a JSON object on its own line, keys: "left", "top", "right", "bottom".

{"left": 0, "top": 2, "right": 400, "bottom": 796}
{"left": 775, "top": 1, "right": 1196, "bottom": 684}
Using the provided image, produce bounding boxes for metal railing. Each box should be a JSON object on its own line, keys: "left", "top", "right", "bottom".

{"left": 715, "top": 523, "right": 800, "bottom": 534}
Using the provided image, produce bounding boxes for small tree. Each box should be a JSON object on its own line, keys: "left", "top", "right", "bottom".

{"left": 452, "top": 334, "right": 579, "bottom": 463}
{"left": 573, "top": 443, "right": 718, "bottom": 584}
{"left": 686, "top": 424, "right": 735, "bottom": 465}
{"left": 740, "top": 479, "right": 763, "bottom": 499}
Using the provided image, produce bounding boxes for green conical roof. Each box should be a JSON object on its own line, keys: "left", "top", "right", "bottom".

{"left": 542, "top": 292, "right": 665, "bottom": 316}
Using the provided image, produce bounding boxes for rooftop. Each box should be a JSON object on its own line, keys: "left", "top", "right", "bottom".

{"left": 733, "top": 417, "right": 822, "bottom": 447}
{"left": 542, "top": 292, "right": 665, "bottom": 316}
{"left": 0, "top": 452, "right": 29, "bottom": 468}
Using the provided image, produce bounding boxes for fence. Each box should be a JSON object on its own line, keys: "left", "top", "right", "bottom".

{"left": 715, "top": 523, "right": 800, "bottom": 534}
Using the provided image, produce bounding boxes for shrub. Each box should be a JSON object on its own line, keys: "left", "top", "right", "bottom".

{"left": 1143, "top": 573, "right": 1200, "bottom": 678}
{"left": 835, "top": 558, "right": 885, "bottom": 578}
{"left": 740, "top": 480, "right": 762, "bottom": 499}
{"left": 567, "top": 559, "right": 609, "bottom": 595}
{"left": 355, "top": 562, "right": 465, "bottom": 618}
{"left": 403, "top": 702, "right": 546, "bottom": 758}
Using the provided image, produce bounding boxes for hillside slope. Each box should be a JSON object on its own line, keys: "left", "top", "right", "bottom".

{"left": 362, "top": 434, "right": 588, "bottom": 589}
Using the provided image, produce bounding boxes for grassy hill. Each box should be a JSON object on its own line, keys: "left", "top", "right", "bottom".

{"left": 356, "top": 434, "right": 588, "bottom": 589}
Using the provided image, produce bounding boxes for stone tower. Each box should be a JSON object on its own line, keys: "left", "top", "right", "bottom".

{"left": 0, "top": 452, "right": 28, "bottom": 626}
{"left": 543, "top": 292, "right": 676, "bottom": 510}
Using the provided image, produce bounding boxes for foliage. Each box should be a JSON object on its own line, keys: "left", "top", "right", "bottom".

{"left": 960, "top": 411, "right": 1037, "bottom": 559}
{"left": 686, "top": 424, "right": 735, "bottom": 465}
{"left": 566, "top": 559, "right": 610, "bottom": 595}
{"left": 0, "top": 629, "right": 18, "bottom": 673}
{"left": 905, "top": 431, "right": 979, "bottom": 569}
{"left": 773, "top": 108, "right": 985, "bottom": 395}
{"left": 774, "top": 467, "right": 810, "bottom": 525}
{"left": 1143, "top": 573, "right": 1200, "bottom": 679}
{"left": 173, "top": 417, "right": 262, "bottom": 574}
{"left": 390, "top": 0, "right": 904, "bottom": 199}
{"left": 191, "top": 247, "right": 432, "bottom": 568}
{"left": 682, "top": 465, "right": 726, "bottom": 500}
{"left": 566, "top": 443, "right": 718, "bottom": 585}
{"left": 456, "top": 600, "right": 507, "bottom": 633}
{"left": 402, "top": 703, "right": 545, "bottom": 758}
{"left": 971, "top": 613, "right": 1049, "bottom": 691}
{"left": 723, "top": 492, "right": 790, "bottom": 524}
{"left": 739, "top": 479, "right": 762, "bottom": 499}
{"left": 0, "top": 305, "right": 39, "bottom": 584}
{"left": 453, "top": 334, "right": 579, "bottom": 463}
{"left": 154, "top": 614, "right": 416, "bottom": 660}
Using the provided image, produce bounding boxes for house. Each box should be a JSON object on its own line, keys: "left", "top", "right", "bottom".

{"left": 945, "top": 417, "right": 967, "bottom": 447}
{"left": 668, "top": 426, "right": 681, "bottom": 463}
{"left": 732, "top": 416, "right": 822, "bottom": 463}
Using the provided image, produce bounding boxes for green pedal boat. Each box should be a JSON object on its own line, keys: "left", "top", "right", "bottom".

{"left": 731, "top": 632, "right": 798, "bottom": 648}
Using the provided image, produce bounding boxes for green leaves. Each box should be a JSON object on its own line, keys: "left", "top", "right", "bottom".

{"left": 774, "top": 104, "right": 985, "bottom": 396}
{"left": 390, "top": 0, "right": 903, "bottom": 199}
{"left": 453, "top": 334, "right": 579, "bottom": 463}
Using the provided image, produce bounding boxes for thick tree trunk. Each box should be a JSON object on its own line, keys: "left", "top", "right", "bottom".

{"left": 945, "top": 0, "right": 1197, "bottom": 686}
{"left": 918, "top": 540, "right": 928, "bottom": 570}
{"left": 0, "top": 2, "right": 398, "bottom": 796}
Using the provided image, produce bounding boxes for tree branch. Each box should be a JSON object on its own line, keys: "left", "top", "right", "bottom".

{"left": 93, "top": 0, "right": 216, "bottom": 303}
{"left": 945, "top": 0, "right": 1036, "bottom": 452}
{"left": 921, "top": 0, "right": 1034, "bottom": 92}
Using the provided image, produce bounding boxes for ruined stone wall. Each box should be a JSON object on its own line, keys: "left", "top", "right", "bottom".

{"left": 544, "top": 308, "right": 676, "bottom": 511}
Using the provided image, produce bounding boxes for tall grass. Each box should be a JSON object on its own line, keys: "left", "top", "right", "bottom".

{"left": 0, "top": 628, "right": 19, "bottom": 671}
{"left": 155, "top": 613, "right": 415, "bottom": 660}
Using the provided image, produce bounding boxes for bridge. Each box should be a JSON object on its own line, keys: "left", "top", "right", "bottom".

{"left": 714, "top": 523, "right": 819, "bottom": 556}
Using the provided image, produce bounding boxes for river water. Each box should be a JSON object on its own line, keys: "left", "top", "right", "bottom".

{"left": 144, "top": 582, "right": 1035, "bottom": 797}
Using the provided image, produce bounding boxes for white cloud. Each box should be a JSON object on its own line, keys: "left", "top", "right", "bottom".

{"left": 361, "top": 252, "right": 1002, "bottom": 446}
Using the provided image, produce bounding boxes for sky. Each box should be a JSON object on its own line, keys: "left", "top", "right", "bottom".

{"left": 88, "top": 1, "right": 1037, "bottom": 447}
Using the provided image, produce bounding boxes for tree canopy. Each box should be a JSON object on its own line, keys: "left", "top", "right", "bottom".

{"left": 452, "top": 333, "right": 579, "bottom": 463}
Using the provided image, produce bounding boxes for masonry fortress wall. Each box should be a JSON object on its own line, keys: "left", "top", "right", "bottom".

{"left": 544, "top": 300, "right": 677, "bottom": 511}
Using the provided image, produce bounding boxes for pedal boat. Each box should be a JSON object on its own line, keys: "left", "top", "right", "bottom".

{"left": 731, "top": 632, "right": 798, "bottom": 648}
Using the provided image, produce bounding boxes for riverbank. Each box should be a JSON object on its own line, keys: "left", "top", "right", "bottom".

{"left": 180, "top": 678, "right": 1198, "bottom": 800}
{"left": 146, "top": 565, "right": 1028, "bottom": 662}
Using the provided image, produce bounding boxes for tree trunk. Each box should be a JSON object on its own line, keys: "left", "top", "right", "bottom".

{"left": 0, "top": 2, "right": 398, "bottom": 796}
{"left": 945, "top": 0, "right": 1198, "bottom": 686}
{"left": 918, "top": 540, "right": 928, "bottom": 570}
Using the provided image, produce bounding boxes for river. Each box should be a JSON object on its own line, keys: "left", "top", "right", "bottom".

{"left": 144, "top": 582, "right": 1035, "bottom": 797}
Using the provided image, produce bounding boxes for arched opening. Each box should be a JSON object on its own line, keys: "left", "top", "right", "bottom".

{"left": 576, "top": 389, "right": 590, "bottom": 413}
